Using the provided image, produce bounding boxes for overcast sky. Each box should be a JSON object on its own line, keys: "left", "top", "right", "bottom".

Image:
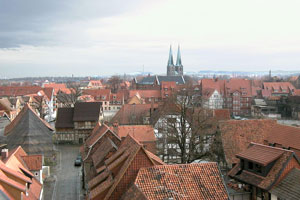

{"left": 1, "top": 0, "right": 300, "bottom": 78}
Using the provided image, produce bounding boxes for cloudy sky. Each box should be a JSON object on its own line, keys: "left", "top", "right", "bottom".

{"left": 1, "top": 0, "right": 300, "bottom": 78}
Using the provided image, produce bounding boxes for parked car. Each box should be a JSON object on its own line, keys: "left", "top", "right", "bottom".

{"left": 74, "top": 155, "right": 82, "bottom": 166}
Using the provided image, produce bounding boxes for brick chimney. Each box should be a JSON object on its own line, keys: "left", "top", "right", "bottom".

{"left": 1, "top": 149, "right": 8, "bottom": 160}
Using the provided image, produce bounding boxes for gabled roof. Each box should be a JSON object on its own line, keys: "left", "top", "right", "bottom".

{"left": 73, "top": 102, "right": 102, "bottom": 122}
{"left": 126, "top": 163, "right": 229, "bottom": 200}
{"left": 129, "top": 90, "right": 161, "bottom": 99}
{"left": 236, "top": 143, "right": 285, "bottom": 166}
{"left": 82, "top": 123, "right": 121, "bottom": 162}
{"left": 137, "top": 76, "right": 185, "bottom": 85}
{"left": 82, "top": 89, "right": 111, "bottom": 100}
{"left": 0, "top": 86, "right": 42, "bottom": 97}
{"left": 270, "top": 168, "right": 300, "bottom": 200}
{"left": 41, "top": 87, "right": 53, "bottom": 100}
{"left": 91, "top": 137, "right": 118, "bottom": 169}
{"left": 111, "top": 104, "right": 157, "bottom": 125}
{"left": 88, "top": 135, "right": 164, "bottom": 200}
{"left": 0, "top": 98, "right": 13, "bottom": 111}
{"left": 4, "top": 104, "right": 54, "bottom": 155}
{"left": 266, "top": 124, "right": 300, "bottom": 156}
{"left": 263, "top": 82, "right": 296, "bottom": 93}
{"left": 228, "top": 143, "right": 299, "bottom": 191}
{"left": 113, "top": 125, "right": 156, "bottom": 142}
{"left": 21, "top": 155, "right": 43, "bottom": 171}
{"left": 0, "top": 146, "right": 43, "bottom": 200}
{"left": 55, "top": 107, "right": 74, "bottom": 128}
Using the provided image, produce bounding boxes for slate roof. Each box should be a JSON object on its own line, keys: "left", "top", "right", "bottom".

{"left": 55, "top": 107, "right": 74, "bottom": 128}
{"left": 228, "top": 143, "right": 299, "bottom": 191}
{"left": 4, "top": 104, "right": 54, "bottom": 155}
{"left": 137, "top": 75, "right": 185, "bottom": 85}
{"left": 73, "top": 102, "right": 102, "bottom": 122}
{"left": 270, "top": 168, "right": 300, "bottom": 200}
{"left": 125, "top": 162, "right": 229, "bottom": 200}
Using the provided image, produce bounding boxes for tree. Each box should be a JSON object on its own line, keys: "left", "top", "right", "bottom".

{"left": 31, "top": 95, "right": 48, "bottom": 119}
{"left": 107, "top": 76, "right": 122, "bottom": 93}
{"left": 56, "top": 82, "right": 82, "bottom": 107}
{"left": 152, "top": 84, "right": 218, "bottom": 164}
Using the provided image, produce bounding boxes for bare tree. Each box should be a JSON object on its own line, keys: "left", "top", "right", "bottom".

{"left": 153, "top": 84, "right": 218, "bottom": 164}
{"left": 107, "top": 76, "right": 122, "bottom": 93}
{"left": 31, "top": 96, "right": 48, "bottom": 119}
{"left": 56, "top": 83, "right": 82, "bottom": 107}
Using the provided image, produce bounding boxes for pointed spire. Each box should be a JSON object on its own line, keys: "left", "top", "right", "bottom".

{"left": 176, "top": 45, "right": 182, "bottom": 66}
{"left": 167, "top": 45, "right": 174, "bottom": 67}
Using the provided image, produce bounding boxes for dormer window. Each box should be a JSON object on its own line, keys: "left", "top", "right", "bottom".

{"left": 248, "top": 162, "right": 253, "bottom": 170}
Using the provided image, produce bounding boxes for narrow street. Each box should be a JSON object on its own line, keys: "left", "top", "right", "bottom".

{"left": 52, "top": 145, "right": 82, "bottom": 200}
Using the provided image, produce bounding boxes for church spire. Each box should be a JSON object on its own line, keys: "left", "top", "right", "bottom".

{"left": 167, "top": 45, "right": 174, "bottom": 67}
{"left": 176, "top": 45, "right": 182, "bottom": 66}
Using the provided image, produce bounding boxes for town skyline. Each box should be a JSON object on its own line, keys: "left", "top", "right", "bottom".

{"left": 2, "top": 0, "right": 300, "bottom": 77}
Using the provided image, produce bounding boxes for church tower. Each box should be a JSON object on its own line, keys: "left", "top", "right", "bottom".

{"left": 175, "top": 45, "right": 183, "bottom": 76}
{"left": 167, "top": 45, "right": 183, "bottom": 76}
{"left": 167, "top": 45, "right": 175, "bottom": 76}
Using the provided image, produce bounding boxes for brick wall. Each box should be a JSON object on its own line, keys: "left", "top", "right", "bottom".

{"left": 109, "top": 149, "right": 154, "bottom": 200}
{"left": 274, "top": 156, "right": 300, "bottom": 186}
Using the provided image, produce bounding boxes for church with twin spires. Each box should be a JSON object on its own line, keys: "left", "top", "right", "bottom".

{"left": 167, "top": 45, "right": 183, "bottom": 76}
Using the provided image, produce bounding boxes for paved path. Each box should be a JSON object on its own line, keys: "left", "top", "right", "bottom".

{"left": 53, "top": 145, "right": 81, "bottom": 200}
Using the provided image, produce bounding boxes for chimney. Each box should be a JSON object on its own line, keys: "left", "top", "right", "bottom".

{"left": 1, "top": 149, "right": 8, "bottom": 160}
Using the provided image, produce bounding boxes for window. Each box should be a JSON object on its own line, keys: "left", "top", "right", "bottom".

{"left": 255, "top": 164, "right": 262, "bottom": 173}
{"left": 248, "top": 162, "right": 253, "bottom": 170}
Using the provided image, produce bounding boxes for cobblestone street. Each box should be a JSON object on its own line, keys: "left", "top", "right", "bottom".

{"left": 44, "top": 145, "right": 82, "bottom": 200}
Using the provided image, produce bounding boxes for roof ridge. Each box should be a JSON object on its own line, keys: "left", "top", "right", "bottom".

{"left": 250, "top": 142, "right": 294, "bottom": 153}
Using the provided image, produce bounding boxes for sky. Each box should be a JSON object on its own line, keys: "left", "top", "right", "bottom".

{"left": 1, "top": 0, "right": 300, "bottom": 78}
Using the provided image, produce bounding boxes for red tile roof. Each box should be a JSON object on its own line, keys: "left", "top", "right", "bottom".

{"left": 131, "top": 163, "right": 229, "bottom": 200}
{"left": 263, "top": 82, "right": 296, "bottom": 95}
{"left": 129, "top": 90, "right": 161, "bottom": 99}
{"left": 201, "top": 78, "right": 253, "bottom": 97}
{"left": 83, "top": 89, "right": 111, "bottom": 100}
{"left": 0, "top": 86, "right": 42, "bottom": 97}
{"left": 0, "top": 146, "right": 43, "bottom": 200}
{"left": 213, "top": 109, "right": 230, "bottom": 120}
{"left": 21, "top": 155, "right": 43, "bottom": 171}
{"left": 220, "top": 119, "right": 277, "bottom": 166}
{"left": 228, "top": 143, "right": 299, "bottom": 190}
{"left": 88, "top": 80, "right": 103, "bottom": 87}
{"left": 89, "top": 135, "right": 164, "bottom": 200}
{"left": 112, "top": 125, "right": 156, "bottom": 142}
{"left": 266, "top": 124, "right": 300, "bottom": 154}
{"left": 111, "top": 104, "right": 157, "bottom": 125}
{"left": 236, "top": 143, "right": 285, "bottom": 166}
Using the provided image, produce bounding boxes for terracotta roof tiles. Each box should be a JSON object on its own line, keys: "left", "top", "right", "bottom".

{"left": 132, "top": 163, "right": 229, "bottom": 200}
{"left": 236, "top": 143, "right": 285, "bottom": 166}
{"left": 21, "top": 155, "right": 43, "bottom": 171}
